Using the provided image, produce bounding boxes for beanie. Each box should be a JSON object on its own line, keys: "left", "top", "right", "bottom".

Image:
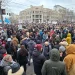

{"left": 59, "top": 46, "right": 65, "bottom": 52}
{"left": 35, "top": 44, "right": 42, "bottom": 51}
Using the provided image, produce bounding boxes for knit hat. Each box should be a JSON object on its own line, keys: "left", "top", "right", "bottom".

{"left": 59, "top": 46, "right": 65, "bottom": 52}
{"left": 35, "top": 44, "right": 42, "bottom": 51}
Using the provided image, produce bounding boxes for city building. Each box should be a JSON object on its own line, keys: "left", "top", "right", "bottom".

{"left": 18, "top": 5, "right": 75, "bottom": 23}
{"left": 19, "top": 5, "right": 58, "bottom": 23}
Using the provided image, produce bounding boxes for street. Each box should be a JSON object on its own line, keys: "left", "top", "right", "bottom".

{"left": 26, "top": 63, "right": 35, "bottom": 75}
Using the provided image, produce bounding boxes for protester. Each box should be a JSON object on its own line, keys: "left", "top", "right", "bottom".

{"left": 43, "top": 41, "right": 51, "bottom": 60}
{"left": 66, "top": 33, "right": 72, "bottom": 44}
{"left": 17, "top": 44, "right": 28, "bottom": 72}
{"left": 33, "top": 44, "right": 45, "bottom": 75}
{"left": 64, "top": 44, "right": 75, "bottom": 75}
{"left": 12, "top": 35, "right": 19, "bottom": 49}
{"left": 5, "top": 38, "right": 12, "bottom": 54}
{"left": 27, "top": 37, "right": 36, "bottom": 65}
{"left": 42, "top": 31, "right": 48, "bottom": 42}
{"left": 42, "top": 49, "right": 67, "bottom": 75}
{"left": 59, "top": 46, "right": 66, "bottom": 61}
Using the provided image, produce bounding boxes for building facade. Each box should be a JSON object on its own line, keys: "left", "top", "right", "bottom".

{"left": 19, "top": 5, "right": 58, "bottom": 23}
{"left": 19, "top": 5, "right": 75, "bottom": 23}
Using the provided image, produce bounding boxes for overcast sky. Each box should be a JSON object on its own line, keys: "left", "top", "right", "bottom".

{"left": 5, "top": 0, "right": 75, "bottom": 14}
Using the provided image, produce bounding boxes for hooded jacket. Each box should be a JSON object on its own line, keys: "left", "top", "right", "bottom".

{"left": 42, "top": 49, "right": 67, "bottom": 75}
{"left": 64, "top": 44, "right": 75, "bottom": 75}
{"left": 66, "top": 33, "right": 71, "bottom": 44}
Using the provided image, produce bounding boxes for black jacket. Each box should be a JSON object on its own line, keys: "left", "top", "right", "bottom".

{"left": 17, "top": 50, "right": 28, "bottom": 65}
{"left": 43, "top": 44, "right": 51, "bottom": 60}
{"left": 32, "top": 50, "right": 45, "bottom": 75}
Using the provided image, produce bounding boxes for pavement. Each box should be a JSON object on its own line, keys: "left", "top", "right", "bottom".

{"left": 26, "top": 62, "right": 35, "bottom": 75}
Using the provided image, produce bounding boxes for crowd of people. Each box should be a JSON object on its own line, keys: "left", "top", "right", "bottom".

{"left": 0, "top": 24, "right": 75, "bottom": 75}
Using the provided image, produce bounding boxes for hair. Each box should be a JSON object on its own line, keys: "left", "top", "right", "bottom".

{"left": 20, "top": 45, "right": 28, "bottom": 56}
{"left": 3, "top": 54, "right": 12, "bottom": 61}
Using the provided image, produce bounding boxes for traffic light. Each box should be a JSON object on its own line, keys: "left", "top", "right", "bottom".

{"left": 2, "top": 9, "right": 6, "bottom": 14}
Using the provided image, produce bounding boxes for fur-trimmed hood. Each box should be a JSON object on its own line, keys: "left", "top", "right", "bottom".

{"left": 8, "top": 66, "right": 24, "bottom": 75}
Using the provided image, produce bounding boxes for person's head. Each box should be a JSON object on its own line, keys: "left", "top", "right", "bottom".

{"left": 3, "top": 54, "right": 13, "bottom": 62}
{"left": 59, "top": 46, "right": 65, "bottom": 53}
{"left": 13, "top": 35, "right": 16, "bottom": 38}
{"left": 20, "top": 44, "right": 27, "bottom": 56}
{"left": 20, "top": 44, "right": 25, "bottom": 49}
{"left": 44, "top": 42, "right": 49, "bottom": 46}
{"left": 35, "top": 44, "right": 42, "bottom": 51}
{"left": 49, "top": 49, "right": 60, "bottom": 61}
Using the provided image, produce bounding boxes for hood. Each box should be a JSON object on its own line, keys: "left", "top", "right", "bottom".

{"left": 50, "top": 49, "right": 60, "bottom": 61}
{"left": 67, "top": 33, "right": 71, "bottom": 37}
{"left": 66, "top": 44, "right": 75, "bottom": 54}
{"left": 33, "top": 50, "right": 41, "bottom": 57}
{"left": 8, "top": 66, "right": 24, "bottom": 75}
{"left": 0, "top": 59, "right": 15, "bottom": 67}
{"left": 0, "top": 59, "right": 9, "bottom": 67}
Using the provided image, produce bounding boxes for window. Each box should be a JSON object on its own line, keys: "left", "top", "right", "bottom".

{"left": 33, "top": 11, "right": 34, "bottom": 13}
{"left": 35, "top": 15, "right": 39, "bottom": 18}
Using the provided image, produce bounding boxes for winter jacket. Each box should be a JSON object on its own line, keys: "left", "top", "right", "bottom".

{"left": 33, "top": 50, "right": 45, "bottom": 75}
{"left": 22, "top": 38, "right": 30, "bottom": 49}
{"left": 43, "top": 34, "right": 48, "bottom": 42}
{"left": 64, "top": 44, "right": 75, "bottom": 75}
{"left": 0, "top": 59, "right": 15, "bottom": 67}
{"left": 66, "top": 33, "right": 71, "bottom": 44}
{"left": 17, "top": 50, "right": 28, "bottom": 66}
{"left": 27, "top": 40, "right": 36, "bottom": 53}
{"left": 42, "top": 49, "right": 67, "bottom": 75}
{"left": 43, "top": 44, "right": 51, "bottom": 60}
